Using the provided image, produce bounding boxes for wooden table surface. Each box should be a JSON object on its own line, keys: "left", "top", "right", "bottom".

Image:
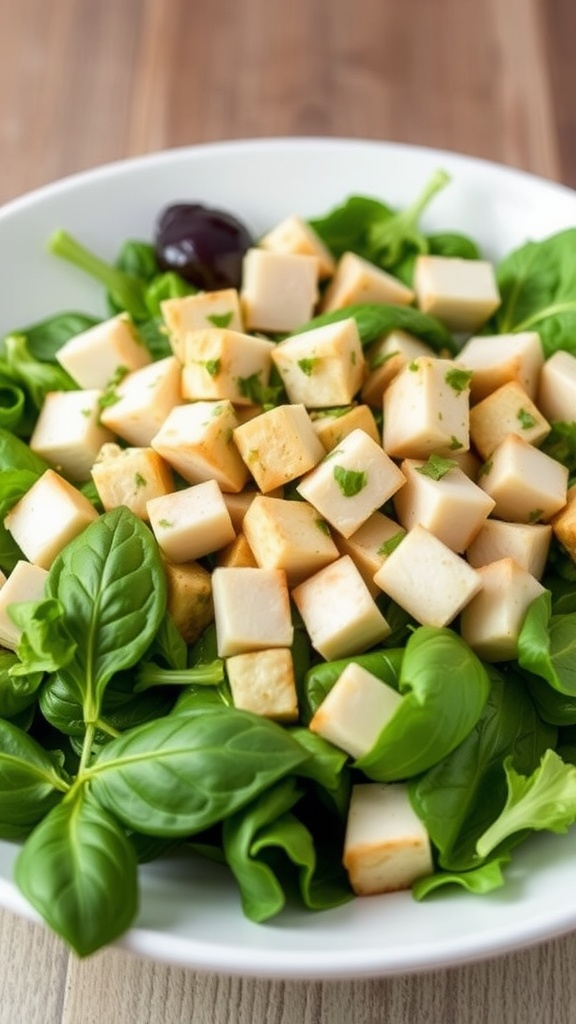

{"left": 2, "top": 0, "right": 576, "bottom": 1021}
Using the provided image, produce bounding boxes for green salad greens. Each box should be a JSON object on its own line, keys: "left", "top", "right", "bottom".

{"left": 2, "top": 173, "right": 576, "bottom": 958}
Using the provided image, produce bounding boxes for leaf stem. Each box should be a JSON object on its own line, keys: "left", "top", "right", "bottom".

{"left": 48, "top": 229, "right": 149, "bottom": 320}
{"left": 134, "top": 659, "right": 225, "bottom": 692}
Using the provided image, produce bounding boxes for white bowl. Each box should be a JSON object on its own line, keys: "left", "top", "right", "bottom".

{"left": 2, "top": 138, "right": 576, "bottom": 978}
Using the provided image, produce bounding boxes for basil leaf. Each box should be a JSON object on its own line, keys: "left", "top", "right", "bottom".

{"left": 0, "top": 719, "right": 68, "bottom": 837}
{"left": 2, "top": 334, "right": 76, "bottom": 413}
{"left": 46, "top": 507, "right": 167, "bottom": 718}
{"left": 294, "top": 303, "right": 456, "bottom": 355}
{"left": 15, "top": 789, "right": 138, "bottom": 956}
{"left": 517, "top": 591, "right": 576, "bottom": 695}
{"left": 302, "top": 648, "right": 404, "bottom": 722}
{"left": 0, "top": 427, "right": 50, "bottom": 474}
{"left": 0, "top": 651, "right": 43, "bottom": 719}
{"left": 355, "top": 627, "right": 490, "bottom": 780}
{"left": 308, "top": 196, "right": 394, "bottom": 260}
{"left": 88, "top": 708, "right": 310, "bottom": 837}
{"left": 9, "top": 598, "right": 77, "bottom": 676}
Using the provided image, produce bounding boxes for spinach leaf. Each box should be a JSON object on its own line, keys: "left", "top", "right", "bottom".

{"left": 366, "top": 169, "right": 451, "bottom": 269}
{"left": 428, "top": 232, "right": 481, "bottom": 261}
{"left": 0, "top": 468, "right": 40, "bottom": 573}
{"left": 0, "top": 427, "right": 49, "bottom": 474}
{"left": 3, "top": 312, "right": 100, "bottom": 362}
{"left": 308, "top": 196, "right": 394, "bottom": 260}
{"left": 9, "top": 598, "right": 77, "bottom": 676}
{"left": 413, "top": 853, "right": 512, "bottom": 899}
{"left": 15, "top": 788, "right": 138, "bottom": 956}
{"left": 301, "top": 648, "right": 404, "bottom": 723}
{"left": 45, "top": 507, "right": 167, "bottom": 720}
{"left": 0, "top": 373, "right": 26, "bottom": 432}
{"left": 49, "top": 230, "right": 150, "bottom": 321}
{"left": 517, "top": 591, "right": 576, "bottom": 695}
{"left": 410, "top": 666, "right": 555, "bottom": 870}
{"left": 88, "top": 708, "right": 310, "bottom": 837}
{"left": 0, "top": 719, "right": 68, "bottom": 838}
{"left": 294, "top": 303, "right": 456, "bottom": 354}
{"left": 2, "top": 335, "right": 76, "bottom": 414}
{"left": 476, "top": 749, "right": 576, "bottom": 858}
{"left": 355, "top": 627, "right": 490, "bottom": 780}
{"left": 144, "top": 271, "right": 196, "bottom": 319}
{"left": 0, "top": 650, "right": 43, "bottom": 719}
{"left": 494, "top": 229, "right": 576, "bottom": 357}
{"left": 540, "top": 421, "right": 576, "bottom": 480}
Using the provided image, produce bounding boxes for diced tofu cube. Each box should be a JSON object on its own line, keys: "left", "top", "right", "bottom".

{"left": 311, "top": 404, "right": 380, "bottom": 452}
{"left": 383, "top": 357, "right": 470, "bottom": 459}
{"left": 151, "top": 401, "right": 249, "bottom": 493}
{"left": 335, "top": 511, "right": 406, "bottom": 597}
{"left": 233, "top": 404, "right": 325, "bottom": 493}
{"left": 321, "top": 252, "right": 414, "bottom": 312}
{"left": 373, "top": 524, "right": 481, "bottom": 627}
{"left": 161, "top": 289, "right": 244, "bottom": 361}
{"left": 99, "top": 356, "right": 182, "bottom": 447}
{"left": 271, "top": 318, "right": 365, "bottom": 408}
{"left": 297, "top": 428, "right": 406, "bottom": 539}
{"left": 55, "top": 313, "right": 151, "bottom": 389}
{"left": 466, "top": 519, "right": 552, "bottom": 580}
{"left": 241, "top": 249, "right": 319, "bottom": 332}
{"left": 343, "top": 783, "right": 433, "bottom": 895}
{"left": 393, "top": 458, "right": 495, "bottom": 553}
{"left": 259, "top": 215, "right": 335, "bottom": 279}
{"left": 220, "top": 489, "right": 260, "bottom": 532}
{"left": 242, "top": 495, "right": 339, "bottom": 586}
{"left": 457, "top": 332, "right": 544, "bottom": 402}
{"left": 309, "top": 661, "right": 402, "bottom": 759}
{"left": 292, "top": 555, "right": 391, "bottom": 660}
{"left": 413, "top": 255, "right": 500, "bottom": 332}
{"left": 478, "top": 433, "right": 568, "bottom": 524}
{"left": 469, "top": 381, "right": 550, "bottom": 460}
{"left": 29, "top": 389, "right": 114, "bottom": 482}
{"left": 551, "top": 484, "right": 576, "bottom": 561}
{"left": 459, "top": 557, "right": 546, "bottom": 661}
{"left": 4, "top": 470, "right": 99, "bottom": 570}
{"left": 180, "top": 328, "right": 275, "bottom": 405}
{"left": 537, "top": 349, "right": 576, "bottom": 423}
{"left": 0, "top": 561, "right": 49, "bottom": 650}
{"left": 91, "top": 444, "right": 174, "bottom": 520}
{"left": 147, "top": 479, "right": 235, "bottom": 563}
{"left": 215, "top": 533, "right": 258, "bottom": 569}
{"left": 361, "top": 330, "right": 435, "bottom": 408}
{"left": 226, "top": 648, "right": 298, "bottom": 721}
{"left": 163, "top": 559, "right": 214, "bottom": 645}
{"left": 211, "top": 566, "right": 293, "bottom": 657}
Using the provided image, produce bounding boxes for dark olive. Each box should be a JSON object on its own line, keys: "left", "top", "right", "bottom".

{"left": 154, "top": 202, "right": 253, "bottom": 290}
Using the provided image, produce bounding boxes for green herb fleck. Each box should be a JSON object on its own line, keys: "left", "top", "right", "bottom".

{"left": 478, "top": 458, "right": 493, "bottom": 479}
{"left": 445, "top": 368, "right": 473, "bottom": 394}
{"left": 297, "top": 358, "right": 316, "bottom": 377}
{"left": 315, "top": 518, "right": 331, "bottom": 535}
{"left": 378, "top": 529, "right": 406, "bottom": 556}
{"left": 80, "top": 408, "right": 92, "bottom": 418}
{"left": 333, "top": 465, "right": 367, "bottom": 497}
{"left": 415, "top": 454, "right": 458, "bottom": 480}
{"left": 517, "top": 407, "right": 537, "bottom": 430}
{"left": 207, "top": 311, "right": 233, "bottom": 328}
{"left": 528, "top": 508, "right": 544, "bottom": 523}
{"left": 448, "top": 435, "right": 463, "bottom": 450}
{"left": 99, "top": 364, "right": 129, "bottom": 411}
{"left": 134, "top": 472, "right": 147, "bottom": 489}
{"left": 408, "top": 360, "right": 420, "bottom": 372}
{"left": 158, "top": 518, "right": 173, "bottom": 529}
{"left": 203, "top": 358, "right": 221, "bottom": 377}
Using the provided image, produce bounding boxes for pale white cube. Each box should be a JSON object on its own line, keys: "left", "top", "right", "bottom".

{"left": 343, "top": 783, "right": 433, "bottom": 895}
{"left": 393, "top": 458, "right": 495, "bottom": 553}
{"left": 373, "top": 524, "right": 481, "bottom": 627}
{"left": 4, "top": 470, "right": 99, "bottom": 570}
{"left": 241, "top": 249, "right": 319, "bottom": 333}
{"left": 478, "top": 433, "right": 568, "bottom": 524}
{"left": 0, "top": 561, "right": 49, "bottom": 651}
{"left": 55, "top": 313, "right": 151, "bottom": 389}
{"left": 242, "top": 495, "right": 339, "bottom": 586}
{"left": 161, "top": 289, "right": 244, "bottom": 361}
{"left": 147, "top": 479, "right": 235, "bottom": 563}
{"left": 537, "top": 349, "right": 576, "bottom": 423}
{"left": 99, "top": 355, "right": 182, "bottom": 447}
{"left": 335, "top": 511, "right": 406, "bottom": 597}
{"left": 211, "top": 566, "right": 293, "bottom": 657}
{"left": 151, "top": 400, "right": 249, "bottom": 493}
{"left": 362, "top": 330, "right": 435, "bottom": 407}
{"left": 233, "top": 404, "right": 325, "bottom": 493}
{"left": 414, "top": 255, "right": 500, "bottom": 332}
{"left": 29, "top": 389, "right": 114, "bottom": 481}
{"left": 469, "top": 380, "right": 550, "bottom": 460}
{"left": 226, "top": 648, "right": 298, "bottom": 722}
{"left": 383, "top": 357, "right": 470, "bottom": 459}
{"left": 271, "top": 318, "right": 365, "bottom": 408}
{"left": 259, "top": 215, "right": 335, "bottom": 278}
{"left": 180, "top": 328, "right": 275, "bottom": 405}
{"left": 309, "top": 662, "right": 402, "bottom": 759}
{"left": 311, "top": 404, "right": 380, "bottom": 452}
{"left": 457, "top": 332, "right": 544, "bottom": 402}
{"left": 297, "top": 428, "right": 406, "bottom": 538}
{"left": 466, "top": 519, "right": 552, "bottom": 579}
{"left": 91, "top": 444, "right": 174, "bottom": 520}
{"left": 321, "top": 251, "right": 414, "bottom": 312}
{"left": 459, "top": 557, "right": 547, "bottom": 661}
{"left": 292, "top": 555, "right": 391, "bottom": 660}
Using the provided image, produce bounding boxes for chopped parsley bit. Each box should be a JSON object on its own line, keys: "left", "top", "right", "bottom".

{"left": 211, "top": 403, "right": 224, "bottom": 417}
{"left": 350, "top": 351, "right": 357, "bottom": 366}
{"left": 98, "top": 364, "right": 129, "bottom": 411}
{"left": 378, "top": 529, "right": 406, "bottom": 556}
{"left": 203, "top": 358, "right": 221, "bottom": 377}
{"left": 478, "top": 458, "right": 493, "bottom": 479}
{"left": 528, "top": 508, "right": 544, "bottom": 523}
{"left": 312, "top": 406, "right": 352, "bottom": 420}
{"left": 80, "top": 408, "right": 92, "bottom": 418}
{"left": 517, "top": 407, "right": 537, "bottom": 429}
{"left": 448, "top": 435, "right": 463, "bottom": 450}
{"left": 207, "top": 311, "right": 233, "bottom": 328}
{"left": 158, "top": 518, "right": 173, "bottom": 529}
{"left": 297, "top": 357, "right": 316, "bottom": 377}
{"left": 445, "top": 368, "right": 473, "bottom": 394}
{"left": 370, "top": 350, "right": 398, "bottom": 370}
{"left": 315, "top": 518, "right": 331, "bottom": 535}
{"left": 333, "top": 465, "right": 367, "bottom": 497}
{"left": 235, "top": 371, "right": 286, "bottom": 407}
{"left": 416, "top": 454, "right": 458, "bottom": 480}
{"left": 407, "top": 360, "right": 420, "bottom": 372}
{"left": 134, "top": 472, "right": 147, "bottom": 489}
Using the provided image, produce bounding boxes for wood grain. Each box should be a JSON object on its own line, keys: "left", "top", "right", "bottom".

{"left": 1, "top": 0, "right": 576, "bottom": 1021}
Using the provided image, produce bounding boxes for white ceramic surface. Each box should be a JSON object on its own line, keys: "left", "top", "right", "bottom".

{"left": 2, "top": 138, "right": 576, "bottom": 978}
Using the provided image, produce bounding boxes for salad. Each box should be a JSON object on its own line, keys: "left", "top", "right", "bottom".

{"left": 1, "top": 170, "right": 576, "bottom": 958}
